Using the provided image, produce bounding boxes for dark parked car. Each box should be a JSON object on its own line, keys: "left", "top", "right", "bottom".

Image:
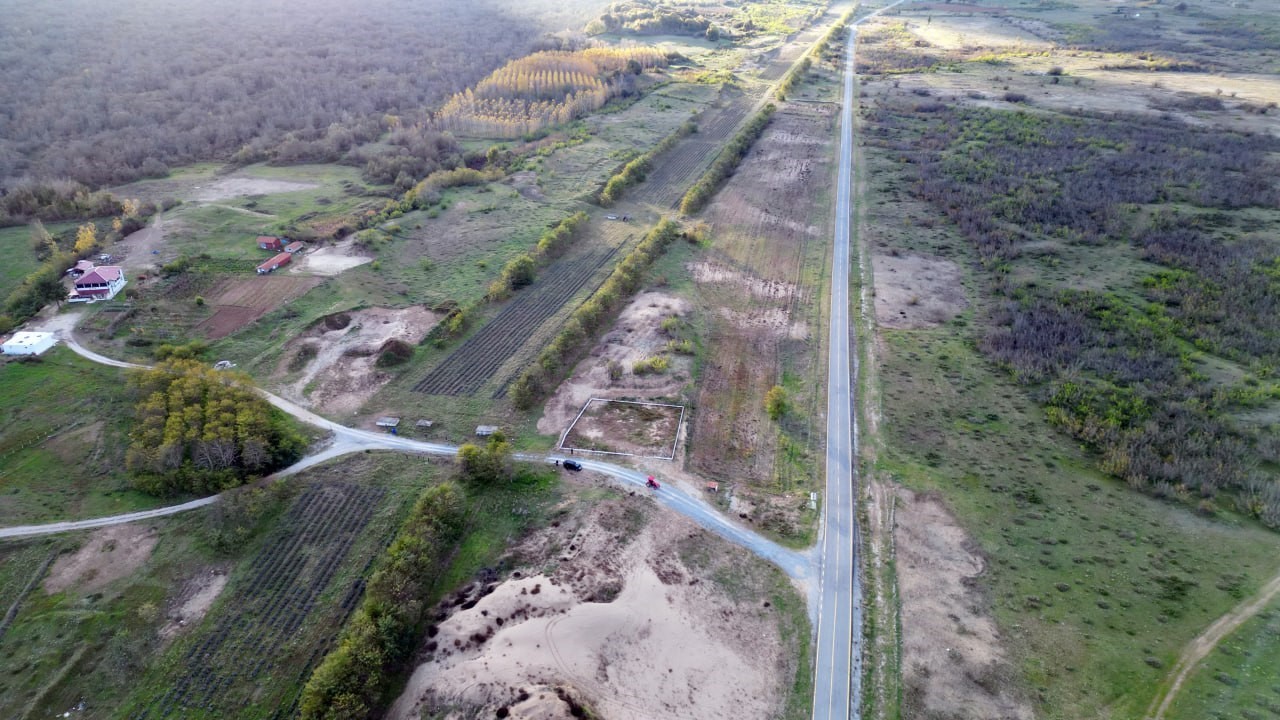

{"left": 563, "top": 459, "right": 582, "bottom": 471}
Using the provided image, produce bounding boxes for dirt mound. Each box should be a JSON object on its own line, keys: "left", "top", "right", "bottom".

{"left": 275, "top": 305, "right": 441, "bottom": 415}
{"left": 387, "top": 497, "right": 790, "bottom": 720}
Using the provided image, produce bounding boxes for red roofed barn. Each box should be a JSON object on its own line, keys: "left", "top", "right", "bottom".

{"left": 257, "top": 236, "right": 283, "bottom": 252}
{"left": 256, "top": 252, "right": 292, "bottom": 274}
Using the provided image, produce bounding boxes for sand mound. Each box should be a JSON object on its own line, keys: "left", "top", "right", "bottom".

{"left": 389, "top": 499, "right": 789, "bottom": 720}
{"left": 276, "top": 306, "right": 441, "bottom": 415}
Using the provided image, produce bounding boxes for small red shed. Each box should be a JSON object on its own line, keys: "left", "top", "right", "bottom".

{"left": 257, "top": 236, "right": 283, "bottom": 252}
{"left": 256, "top": 252, "right": 292, "bottom": 274}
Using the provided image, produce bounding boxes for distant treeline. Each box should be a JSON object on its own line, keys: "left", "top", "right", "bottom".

{"left": 0, "top": 0, "right": 602, "bottom": 190}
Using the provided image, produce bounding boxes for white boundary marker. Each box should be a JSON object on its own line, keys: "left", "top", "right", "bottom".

{"left": 559, "top": 397, "right": 685, "bottom": 461}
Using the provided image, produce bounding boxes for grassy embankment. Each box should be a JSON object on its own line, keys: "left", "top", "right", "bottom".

{"left": 0, "top": 348, "right": 161, "bottom": 526}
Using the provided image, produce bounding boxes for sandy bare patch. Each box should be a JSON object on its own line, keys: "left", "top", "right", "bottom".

{"left": 907, "top": 14, "right": 1052, "bottom": 51}
{"left": 688, "top": 261, "right": 798, "bottom": 300}
{"left": 44, "top": 524, "right": 159, "bottom": 594}
{"left": 276, "top": 306, "right": 441, "bottom": 415}
{"left": 872, "top": 252, "right": 967, "bottom": 329}
{"left": 896, "top": 488, "right": 1032, "bottom": 720}
{"left": 562, "top": 399, "right": 683, "bottom": 458}
{"left": 290, "top": 238, "right": 373, "bottom": 276}
{"left": 537, "top": 291, "right": 692, "bottom": 435}
{"left": 189, "top": 177, "right": 318, "bottom": 203}
{"left": 160, "top": 566, "right": 230, "bottom": 640}
{"left": 388, "top": 499, "right": 788, "bottom": 720}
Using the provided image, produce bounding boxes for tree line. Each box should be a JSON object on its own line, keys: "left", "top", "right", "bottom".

{"left": 679, "top": 103, "right": 776, "bottom": 214}
{"left": 435, "top": 47, "right": 668, "bottom": 139}
{"left": 509, "top": 218, "right": 683, "bottom": 408}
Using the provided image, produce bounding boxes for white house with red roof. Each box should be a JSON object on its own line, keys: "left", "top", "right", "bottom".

{"left": 69, "top": 265, "right": 127, "bottom": 303}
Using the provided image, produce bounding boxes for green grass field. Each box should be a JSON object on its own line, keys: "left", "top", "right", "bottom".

{"left": 0, "top": 348, "right": 164, "bottom": 526}
{"left": 1167, "top": 592, "right": 1280, "bottom": 720}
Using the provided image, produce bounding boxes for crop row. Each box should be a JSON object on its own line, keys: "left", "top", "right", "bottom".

{"left": 413, "top": 246, "right": 619, "bottom": 396}
{"left": 633, "top": 139, "right": 717, "bottom": 208}
{"left": 130, "top": 482, "right": 384, "bottom": 719}
{"left": 631, "top": 99, "right": 751, "bottom": 208}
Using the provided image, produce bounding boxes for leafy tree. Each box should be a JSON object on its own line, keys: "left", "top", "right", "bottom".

{"left": 457, "top": 432, "right": 513, "bottom": 484}
{"left": 125, "top": 359, "right": 305, "bottom": 495}
{"left": 765, "top": 385, "right": 788, "bottom": 421}
{"left": 74, "top": 222, "right": 98, "bottom": 255}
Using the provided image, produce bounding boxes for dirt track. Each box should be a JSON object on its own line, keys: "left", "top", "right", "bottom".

{"left": 1146, "top": 569, "right": 1280, "bottom": 719}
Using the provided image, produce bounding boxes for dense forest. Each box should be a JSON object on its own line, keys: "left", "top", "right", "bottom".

{"left": 0, "top": 0, "right": 606, "bottom": 190}
{"left": 865, "top": 101, "right": 1280, "bottom": 523}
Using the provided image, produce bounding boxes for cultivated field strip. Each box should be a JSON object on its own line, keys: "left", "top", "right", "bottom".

{"left": 632, "top": 99, "right": 751, "bottom": 208}
{"left": 129, "top": 482, "right": 385, "bottom": 720}
{"left": 413, "top": 246, "right": 619, "bottom": 396}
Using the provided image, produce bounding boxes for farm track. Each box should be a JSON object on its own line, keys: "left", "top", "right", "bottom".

{"left": 130, "top": 482, "right": 385, "bottom": 720}
{"left": 413, "top": 246, "right": 619, "bottom": 396}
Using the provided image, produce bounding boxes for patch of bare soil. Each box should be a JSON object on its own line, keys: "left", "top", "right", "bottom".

{"left": 276, "top": 306, "right": 442, "bottom": 415}
{"left": 189, "top": 177, "right": 318, "bottom": 203}
{"left": 506, "top": 171, "right": 547, "bottom": 202}
{"left": 895, "top": 488, "right": 1032, "bottom": 720}
{"left": 160, "top": 566, "right": 230, "bottom": 641}
{"left": 872, "top": 252, "right": 967, "bottom": 329}
{"left": 197, "top": 275, "right": 322, "bottom": 339}
{"left": 387, "top": 494, "right": 791, "bottom": 720}
{"left": 537, "top": 291, "right": 692, "bottom": 436}
{"left": 44, "top": 524, "right": 159, "bottom": 595}
{"left": 562, "top": 399, "right": 683, "bottom": 458}
{"left": 289, "top": 237, "right": 373, "bottom": 276}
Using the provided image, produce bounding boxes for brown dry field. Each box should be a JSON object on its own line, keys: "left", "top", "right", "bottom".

{"left": 562, "top": 399, "right": 683, "bottom": 458}
{"left": 196, "top": 275, "right": 321, "bottom": 339}
{"left": 538, "top": 290, "right": 693, "bottom": 436}
{"left": 387, "top": 478, "right": 801, "bottom": 720}
{"left": 685, "top": 102, "right": 834, "bottom": 518}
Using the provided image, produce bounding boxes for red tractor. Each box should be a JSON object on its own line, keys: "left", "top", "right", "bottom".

{"left": 646, "top": 475, "right": 661, "bottom": 490}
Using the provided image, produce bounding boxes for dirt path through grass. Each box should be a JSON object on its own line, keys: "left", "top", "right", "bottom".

{"left": 1147, "top": 569, "right": 1280, "bottom": 719}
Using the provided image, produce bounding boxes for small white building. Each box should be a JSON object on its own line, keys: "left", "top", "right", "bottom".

{"left": 1, "top": 332, "right": 58, "bottom": 356}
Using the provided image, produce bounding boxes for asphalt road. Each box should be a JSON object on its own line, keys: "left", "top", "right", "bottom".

{"left": 812, "top": 4, "right": 907, "bottom": 718}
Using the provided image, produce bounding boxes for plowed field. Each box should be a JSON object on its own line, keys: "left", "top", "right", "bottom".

{"left": 197, "top": 275, "right": 321, "bottom": 339}
{"left": 413, "top": 246, "right": 619, "bottom": 397}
